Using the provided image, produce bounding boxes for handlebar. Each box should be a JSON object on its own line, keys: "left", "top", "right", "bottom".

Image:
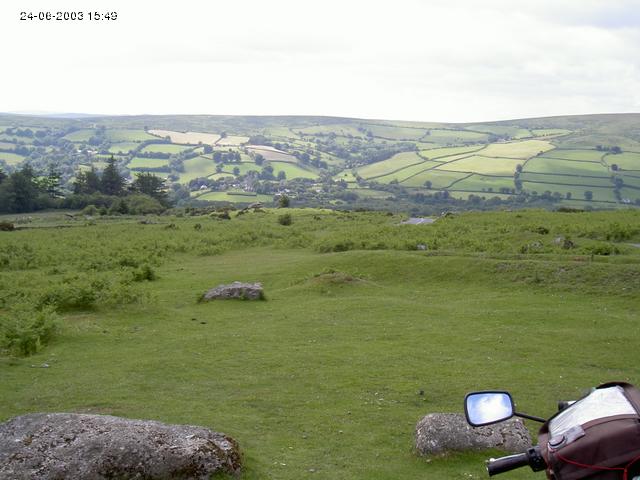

{"left": 487, "top": 453, "right": 530, "bottom": 476}
{"left": 487, "top": 447, "right": 547, "bottom": 476}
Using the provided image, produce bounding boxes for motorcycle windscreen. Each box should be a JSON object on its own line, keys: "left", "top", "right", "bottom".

{"left": 549, "top": 386, "right": 637, "bottom": 438}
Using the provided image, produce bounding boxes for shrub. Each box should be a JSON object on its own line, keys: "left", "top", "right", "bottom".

{"left": 82, "top": 204, "right": 98, "bottom": 216}
{"left": 0, "top": 304, "right": 59, "bottom": 356}
{"left": 132, "top": 264, "right": 157, "bottom": 282}
{"left": 278, "top": 213, "right": 292, "bottom": 226}
{"left": 0, "top": 222, "right": 15, "bottom": 231}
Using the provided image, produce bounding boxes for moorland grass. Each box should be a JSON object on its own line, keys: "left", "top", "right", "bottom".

{"left": 1, "top": 209, "right": 639, "bottom": 479}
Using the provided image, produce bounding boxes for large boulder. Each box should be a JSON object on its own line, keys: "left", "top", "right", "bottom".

{"left": 0, "top": 413, "right": 241, "bottom": 480}
{"left": 415, "top": 413, "right": 531, "bottom": 455}
{"left": 201, "top": 281, "right": 264, "bottom": 301}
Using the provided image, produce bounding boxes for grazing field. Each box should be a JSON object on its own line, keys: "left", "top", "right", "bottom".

{"left": 522, "top": 183, "right": 617, "bottom": 202}
{"left": 401, "top": 169, "right": 470, "bottom": 188}
{"left": 356, "top": 152, "right": 425, "bottom": 179}
{"left": 140, "top": 143, "right": 192, "bottom": 154}
{"left": 374, "top": 161, "right": 443, "bottom": 184}
{"left": 419, "top": 145, "right": 485, "bottom": 160}
{"left": 605, "top": 152, "right": 640, "bottom": 171}
{"left": 148, "top": 130, "right": 220, "bottom": 145}
{"left": 178, "top": 156, "right": 218, "bottom": 183}
{"left": 127, "top": 157, "right": 170, "bottom": 169}
{"left": 106, "top": 129, "right": 156, "bottom": 142}
{"left": 247, "top": 146, "right": 297, "bottom": 162}
{"left": 270, "top": 161, "right": 318, "bottom": 179}
{"left": 523, "top": 157, "right": 610, "bottom": 176}
{"left": 542, "top": 149, "right": 605, "bottom": 162}
{"left": 194, "top": 191, "right": 273, "bottom": 202}
{"left": 440, "top": 155, "right": 522, "bottom": 175}
{"left": 0, "top": 152, "right": 26, "bottom": 165}
{"left": 108, "top": 142, "right": 140, "bottom": 154}
{"left": 480, "top": 139, "right": 555, "bottom": 159}
{"left": 295, "top": 124, "right": 365, "bottom": 137}
{"left": 0, "top": 142, "right": 16, "bottom": 150}
{"left": 425, "top": 129, "right": 490, "bottom": 144}
{"left": 362, "top": 124, "right": 428, "bottom": 140}
{"left": 216, "top": 135, "right": 250, "bottom": 146}
{"left": 519, "top": 172, "right": 613, "bottom": 188}
{"left": 1, "top": 210, "right": 639, "bottom": 480}
{"left": 63, "top": 129, "right": 94, "bottom": 142}
{"left": 450, "top": 174, "right": 516, "bottom": 192}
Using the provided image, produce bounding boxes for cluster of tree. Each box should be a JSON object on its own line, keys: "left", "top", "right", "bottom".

{"left": 213, "top": 151, "right": 241, "bottom": 163}
{"left": 73, "top": 157, "right": 167, "bottom": 204}
{"left": 596, "top": 145, "right": 622, "bottom": 154}
{"left": 0, "top": 165, "right": 61, "bottom": 213}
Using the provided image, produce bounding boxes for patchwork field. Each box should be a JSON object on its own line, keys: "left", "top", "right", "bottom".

{"left": 108, "top": 142, "right": 140, "bottom": 154}
{"left": 270, "top": 161, "right": 318, "bottom": 179}
{"left": 247, "top": 146, "right": 297, "bottom": 162}
{"left": 523, "top": 157, "right": 610, "bottom": 176}
{"left": 605, "top": 152, "right": 640, "bottom": 171}
{"left": 178, "top": 156, "right": 219, "bottom": 183}
{"left": 216, "top": 135, "right": 250, "bottom": 146}
{"left": 401, "top": 169, "right": 470, "bottom": 188}
{"left": 356, "top": 152, "right": 425, "bottom": 179}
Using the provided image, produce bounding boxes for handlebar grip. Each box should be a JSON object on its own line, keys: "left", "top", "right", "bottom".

{"left": 487, "top": 453, "right": 530, "bottom": 476}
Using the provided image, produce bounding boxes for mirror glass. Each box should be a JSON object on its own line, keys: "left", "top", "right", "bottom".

{"left": 465, "top": 392, "right": 514, "bottom": 426}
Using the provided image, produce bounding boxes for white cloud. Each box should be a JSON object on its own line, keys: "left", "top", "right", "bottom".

{"left": 0, "top": 0, "right": 638, "bottom": 122}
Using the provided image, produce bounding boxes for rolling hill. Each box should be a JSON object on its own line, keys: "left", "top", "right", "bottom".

{"left": 0, "top": 112, "right": 639, "bottom": 208}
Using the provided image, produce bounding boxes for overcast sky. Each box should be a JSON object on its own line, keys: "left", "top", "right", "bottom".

{"left": 1, "top": 0, "right": 639, "bottom": 122}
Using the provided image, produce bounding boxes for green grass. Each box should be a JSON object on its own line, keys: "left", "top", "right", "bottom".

{"left": 140, "top": 144, "right": 192, "bottom": 154}
{"left": 450, "top": 174, "right": 516, "bottom": 192}
{"left": 356, "top": 152, "right": 425, "bottom": 179}
{"left": 480, "top": 140, "right": 555, "bottom": 159}
{"left": 0, "top": 141, "right": 16, "bottom": 150}
{"left": 1, "top": 210, "right": 640, "bottom": 479}
{"left": 542, "top": 149, "right": 605, "bottom": 162}
{"left": 605, "top": 152, "right": 640, "bottom": 171}
{"left": 522, "top": 183, "right": 617, "bottom": 202}
{"left": 270, "top": 162, "right": 318, "bottom": 180}
{"left": 401, "top": 169, "right": 470, "bottom": 188}
{"left": 524, "top": 157, "right": 609, "bottom": 176}
{"left": 63, "top": 129, "right": 94, "bottom": 142}
{"left": 424, "top": 129, "right": 489, "bottom": 144}
{"left": 532, "top": 129, "right": 572, "bottom": 137}
{"left": 108, "top": 142, "right": 140, "bottom": 154}
{"left": 0, "top": 152, "right": 26, "bottom": 165}
{"left": 194, "top": 191, "right": 273, "bottom": 202}
{"left": 520, "top": 172, "right": 613, "bottom": 188}
{"left": 374, "top": 161, "right": 443, "bottom": 184}
{"left": 128, "top": 158, "right": 170, "bottom": 169}
{"left": 106, "top": 129, "right": 156, "bottom": 142}
{"left": 361, "top": 124, "right": 428, "bottom": 141}
{"left": 419, "top": 146, "right": 485, "bottom": 160}
{"left": 178, "top": 156, "right": 218, "bottom": 183}
{"left": 441, "top": 155, "right": 522, "bottom": 175}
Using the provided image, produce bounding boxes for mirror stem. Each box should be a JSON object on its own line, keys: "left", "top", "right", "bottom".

{"left": 514, "top": 412, "right": 546, "bottom": 423}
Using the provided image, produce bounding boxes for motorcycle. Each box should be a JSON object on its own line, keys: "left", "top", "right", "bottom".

{"left": 464, "top": 382, "right": 640, "bottom": 479}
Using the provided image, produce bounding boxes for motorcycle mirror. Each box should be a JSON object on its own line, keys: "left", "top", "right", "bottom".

{"left": 464, "top": 391, "right": 515, "bottom": 427}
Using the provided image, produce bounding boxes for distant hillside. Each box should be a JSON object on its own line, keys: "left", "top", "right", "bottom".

{"left": 0, "top": 113, "right": 639, "bottom": 209}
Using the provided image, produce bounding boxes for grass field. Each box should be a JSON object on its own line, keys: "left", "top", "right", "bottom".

{"left": 0, "top": 141, "right": 16, "bottom": 150}
{"left": 440, "top": 155, "right": 522, "bottom": 175}
{"left": 542, "top": 149, "right": 605, "bottom": 162}
{"left": 519, "top": 172, "right": 613, "bottom": 188}
{"left": 480, "top": 139, "right": 555, "bottom": 159}
{"left": 449, "top": 174, "right": 516, "bottom": 192}
{"left": 194, "top": 191, "right": 274, "bottom": 202}
{"left": 0, "top": 152, "right": 26, "bottom": 166}
{"left": 605, "top": 152, "right": 640, "bottom": 171}
{"left": 140, "top": 144, "right": 192, "bottom": 154}
{"left": 63, "top": 129, "right": 94, "bottom": 142}
{"left": 270, "top": 162, "right": 318, "bottom": 179}
{"left": 356, "top": 152, "right": 425, "bottom": 179}
{"left": 247, "top": 146, "right": 297, "bottom": 163}
{"left": 178, "top": 156, "right": 218, "bottom": 183}
{"left": 108, "top": 142, "right": 140, "bottom": 154}
{"left": 216, "top": 136, "right": 250, "bottom": 146}
{"left": 374, "top": 161, "right": 443, "bottom": 184}
{"left": 106, "top": 129, "right": 156, "bottom": 142}
{"left": 148, "top": 130, "right": 220, "bottom": 145}
{"left": 1, "top": 210, "right": 639, "bottom": 480}
{"left": 361, "top": 124, "right": 428, "bottom": 141}
{"left": 425, "top": 129, "right": 490, "bottom": 143}
{"left": 401, "top": 169, "right": 471, "bottom": 188}
{"left": 419, "top": 145, "right": 485, "bottom": 160}
{"left": 128, "top": 158, "right": 170, "bottom": 169}
{"left": 524, "top": 157, "right": 609, "bottom": 176}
